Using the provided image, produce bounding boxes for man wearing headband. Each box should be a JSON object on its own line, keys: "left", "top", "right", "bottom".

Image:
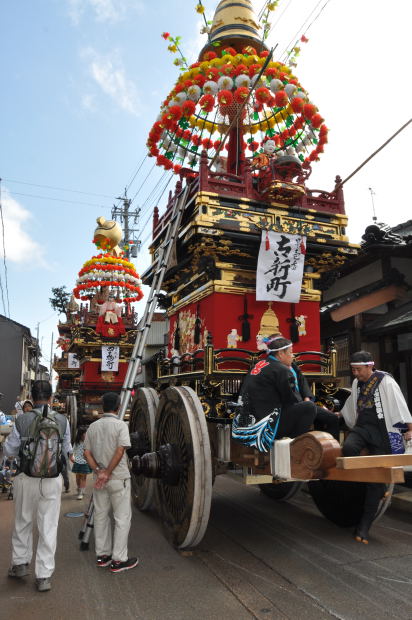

{"left": 264, "top": 334, "right": 340, "bottom": 439}
{"left": 341, "top": 350, "right": 412, "bottom": 543}
{"left": 239, "top": 335, "right": 317, "bottom": 439}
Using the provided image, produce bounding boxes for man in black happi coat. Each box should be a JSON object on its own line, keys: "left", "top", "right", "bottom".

{"left": 241, "top": 335, "right": 338, "bottom": 439}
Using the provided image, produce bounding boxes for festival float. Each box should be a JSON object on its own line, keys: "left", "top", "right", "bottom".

{"left": 83, "top": 1, "right": 412, "bottom": 551}
{"left": 53, "top": 216, "right": 143, "bottom": 437}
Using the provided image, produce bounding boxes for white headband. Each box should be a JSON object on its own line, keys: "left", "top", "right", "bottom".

{"left": 350, "top": 361, "right": 374, "bottom": 366}
{"left": 271, "top": 344, "right": 292, "bottom": 352}
{"left": 263, "top": 335, "right": 283, "bottom": 345}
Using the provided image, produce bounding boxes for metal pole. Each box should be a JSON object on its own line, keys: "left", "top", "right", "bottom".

{"left": 35, "top": 322, "right": 40, "bottom": 379}
{"left": 335, "top": 118, "right": 412, "bottom": 190}
{"left": 123, "top": 197, "right": 130, "bottom": 258}
{"left": 49, "top": 332, "right": 53, "bottom": 380}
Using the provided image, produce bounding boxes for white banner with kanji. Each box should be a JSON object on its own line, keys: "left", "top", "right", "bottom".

{"left": 256, "top": 231, "right": 306, "bottom": 303}
{"left": 101, "top": 345, "right": 120, "bottom": 372}
{"left": 67, "top": 352, "right": 80, "bottom": 369}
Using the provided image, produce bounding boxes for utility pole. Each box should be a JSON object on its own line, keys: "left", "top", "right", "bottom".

{"left": 112, "top": 190, "right": 141, "bottom": 259}
{"left": 49, "top": 331, "right": 54, "bottom": 381}
{"left": 35, "top": 322, "right": 40, "bottom": 379}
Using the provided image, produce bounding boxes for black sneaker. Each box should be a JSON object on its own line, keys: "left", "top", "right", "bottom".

{"left": 36, "top": 577, "right": 51, "bottom": 592}
{"left": 110, "top": 557, "right": 139, "bottom": 573}
{"left": 96, "top": 555, "right": 112, "bottom": 568}
{"left": 8, "top": 564, "right": 29, "bottom": 578}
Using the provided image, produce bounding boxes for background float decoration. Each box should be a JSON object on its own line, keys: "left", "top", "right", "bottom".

{"left": 73, "top": 223, "right": 144, "bottom": 303}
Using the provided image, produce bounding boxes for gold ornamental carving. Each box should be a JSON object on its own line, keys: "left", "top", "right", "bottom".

{"left": 188, "top": 238, "right": 251, "bottom": 265}
{"left": 101, "top": 371, "right": 115, "bottom": 383}
{"left": 257, "top": 303, "right": 280, "bottom": 338}
{"left": 306, "top": 253, "right": 347, "bottom": 273}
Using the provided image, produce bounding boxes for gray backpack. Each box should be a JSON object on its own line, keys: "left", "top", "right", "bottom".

{"left": 20, "top": 405, "right": 63, "bottom": 478}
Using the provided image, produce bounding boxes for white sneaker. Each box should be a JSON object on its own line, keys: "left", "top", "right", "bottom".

{"left": 77, "top": 493, "right": 84, "bottom": 500}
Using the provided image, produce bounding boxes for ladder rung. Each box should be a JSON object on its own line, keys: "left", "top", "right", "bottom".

{"left": 147, "top": 293, "right": 159, "bottom": 303}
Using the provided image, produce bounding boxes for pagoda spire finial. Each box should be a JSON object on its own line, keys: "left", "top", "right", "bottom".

{"left": 200, "top": 0, "right": 266, "bottom": 58}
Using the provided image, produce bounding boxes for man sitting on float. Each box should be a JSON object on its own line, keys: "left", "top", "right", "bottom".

{"left": 232, "top": 335, "right": 318, "bottom": 451}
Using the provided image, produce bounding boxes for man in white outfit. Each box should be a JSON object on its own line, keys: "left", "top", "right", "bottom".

{"left": 4, "top": 380, "right": 73, "bottom": 592}
{"left": 84, "top": 392, "right": 138, "bottom": 573}
{"left": 341, "top": 350, "right": 412, "bottom": 543}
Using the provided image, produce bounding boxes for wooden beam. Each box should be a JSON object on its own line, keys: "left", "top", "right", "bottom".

{"left": 325, "top": 466, "right": 404, "bottom": 483}
{"left": 331, "top": 285, "right": 406, "bottom": 322}
{"left": 336, "top": 454, "right": 412, "bottom": 469}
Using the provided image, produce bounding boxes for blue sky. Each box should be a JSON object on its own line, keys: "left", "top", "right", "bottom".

{"left": 1, "top": 0, "right": 411, "bottom": 373}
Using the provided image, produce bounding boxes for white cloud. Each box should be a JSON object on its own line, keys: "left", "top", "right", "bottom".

{"left": 67, "top": 0, "right": 84, "bottom": 25}
{"left": 81, "top": 93, "right": 97, "bottom": 112}
{"left": 185, "top": 19, "right": 207, "bottom": 65}
{"left": 81, "top": 48, "right": 141, "bottom": 116}
{"left": 67, "top": 0, "right": 144, "bottom": 25}
{"left": 1, "top": 192, "right": 46, "bottom": 266}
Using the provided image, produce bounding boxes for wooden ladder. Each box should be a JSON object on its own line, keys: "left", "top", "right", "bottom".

{"left": 117, "top": 182, "right": 192, "bottom": 420}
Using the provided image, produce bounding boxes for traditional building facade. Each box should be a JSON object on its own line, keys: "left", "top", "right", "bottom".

{"left": 321, "top": 222, "right": 412, "bottom": 406}
{"left": 0, "top": 315, "right": 39, "bottom": 413}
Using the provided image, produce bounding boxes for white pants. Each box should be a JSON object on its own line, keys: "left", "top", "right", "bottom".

{"left": 93, "top": 478, "right": 131, "bottom": 562}
{"left": 12, "top": 473, "right": 63, "bottom": 578}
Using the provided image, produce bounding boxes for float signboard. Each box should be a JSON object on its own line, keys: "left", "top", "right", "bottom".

{"left": 101, "top": 345, "right": 120, "bottom": 372}
{"left": 256, "top": 231, "right": 306, "bottom": 303}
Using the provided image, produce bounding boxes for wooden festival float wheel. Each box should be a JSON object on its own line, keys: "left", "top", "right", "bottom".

{"left": 259, "top": 481, "right": 303, "bottom": 501}
{"left": 66, "top": 394, "right": 78, "bottom": 443}
{"left": 283, "top": 430, "right": 394, "bottom": 527}
{"left": 128, "top": 387, "right": 158, "bottom": 511}
{"left": 132, "top": 386, "right": 212, "bottom": 549}
{"left": 308, "top": 480, "right": 394, "bottom": 528}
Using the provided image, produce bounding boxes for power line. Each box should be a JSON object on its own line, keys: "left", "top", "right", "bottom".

{"left": 279, "top": 0, "right": 325, "bottom": 60}
{"left": 0, "top": 180, "right": 10, "bottom": 316}
{"left": 124, "top": 154, "right": 148, "bottom": 194}
{"left": 267, "top": 0, "right": 294, "bottom": 39}
{"left": 7, "top": 191, "right": 111, "bottom": 209}
{"left": 300, "top": 0, "right": 332, "bottom": 40}
{"left": 130, "top": 162, "right": 157, "bottom": 203}
{"left": 0, "top": 179, "right": 9, "bottom": 317}
{"left": 3, "top": 178, "right": 116, "bottom": 200}
{"left": 0, "top": 207, "right": 10, "bottom": 318}
{"left": 258, "top": 1, "right": 270, "bottom": 20}
{"left": 139, "top": 170, "right": 169, "bottom": 217}
{"left": 138, "top": 173, "right": 174, "bottom": 247}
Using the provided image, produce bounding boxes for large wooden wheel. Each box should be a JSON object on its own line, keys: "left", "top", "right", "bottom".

{"left": 66, "top": 394, "right": 77, "bottom": 443}
{"left": 308, "top": 480, "right": 394, "bottom": 527}
{"left": 129, "top": 387, "right": 158, "bottom": 511}
{"left": 154, "top": 386, "right": 212, "bottom": 549}
{"left": 259, "top": 481, "right": 303, "bottom": 501}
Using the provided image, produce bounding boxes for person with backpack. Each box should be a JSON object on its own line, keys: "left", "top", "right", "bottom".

{"left": 4, "top": 380, "right": 73, "bottom": 592}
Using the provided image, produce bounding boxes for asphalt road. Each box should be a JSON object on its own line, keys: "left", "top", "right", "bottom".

{"left": 1, "top": 474, "right": 412, "bottom": 620}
